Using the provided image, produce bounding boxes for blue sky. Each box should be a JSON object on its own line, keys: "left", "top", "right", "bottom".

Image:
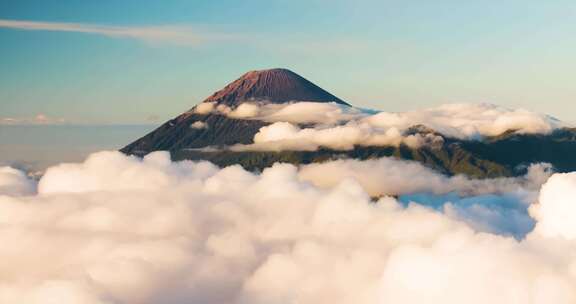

{"left": 1, "top": 0, "right": 576, "bottom": 124}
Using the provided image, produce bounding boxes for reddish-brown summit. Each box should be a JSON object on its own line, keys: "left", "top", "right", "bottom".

{"left": 200, "top": 68, "right": 349, "bottom": 106}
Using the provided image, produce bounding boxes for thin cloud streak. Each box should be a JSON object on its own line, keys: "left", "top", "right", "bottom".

{"left": 0, "top": 114, "right": 66, "bottom": 125}
{"left": 0, "top": 19, "right": 235, "bottom": 45}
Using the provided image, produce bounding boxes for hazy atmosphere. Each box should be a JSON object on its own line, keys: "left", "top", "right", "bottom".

{"left": 2, "top": 1, "right": 576, "bottom": 304}
{"left": 2, "top": 0, "right": 576, "bottom": 125}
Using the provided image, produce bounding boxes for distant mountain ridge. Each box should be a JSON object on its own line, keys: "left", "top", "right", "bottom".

{"left": 121, "top": 68, "right": 576, "bottom": 178}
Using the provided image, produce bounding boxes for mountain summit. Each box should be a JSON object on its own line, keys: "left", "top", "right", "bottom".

{"left": 200, "top": 68, "right": 349, "bottom": 106}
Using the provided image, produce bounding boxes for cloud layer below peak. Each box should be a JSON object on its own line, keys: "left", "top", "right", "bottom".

{"left": 192, "top": 101, "right": 567, "bottom": 151}
{"left": 1, "top": 151, "right": 576, "bottom": 303}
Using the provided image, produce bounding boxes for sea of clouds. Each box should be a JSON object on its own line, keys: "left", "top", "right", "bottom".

{"left": 192, "top": 101, "right": 567, "bottom": 151}
{"left": 1, "top": 150, "right": 576, "bottom": 303}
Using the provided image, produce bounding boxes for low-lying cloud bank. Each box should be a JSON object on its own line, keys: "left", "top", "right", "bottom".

{"left": 299, "top": 158, "right": 551, "bottom": 238}
{"left": 299, "top": 158, "right": 551, "bottom": 197}
{"left": 0, "top": 151, "right": 575, "bottom": 303}
{"left": 193, "top": 101, "right": 566, "bottom": 151}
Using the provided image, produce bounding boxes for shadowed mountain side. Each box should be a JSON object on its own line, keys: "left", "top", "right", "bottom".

{"left": 166, "top": 128, "right": 576, "bottom": 178}
{"left": 170, "top": 143, "right": 511, "bottom": 178}
{"left": 121, "top": 113, "right": 267, "bottom": 154}
{"left": 460, "top": 128, "right": 576, "bottom": 173}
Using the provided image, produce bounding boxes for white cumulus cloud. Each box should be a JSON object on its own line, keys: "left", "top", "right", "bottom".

{"left": 191, "top": 101, "right": 566, "bottom": 152}
{"left": 0, "top": 151, "right": 575, "bottom": 303}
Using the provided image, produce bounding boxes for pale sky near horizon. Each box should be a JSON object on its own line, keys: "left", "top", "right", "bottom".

{"left": 1, "top": 0, "right": 576, "bottom": 124}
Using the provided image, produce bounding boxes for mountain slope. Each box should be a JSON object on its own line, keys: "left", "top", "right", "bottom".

{"left": 122, "top": 68, "right": 347, "bottom": 156}
{"left": 197, "top": 68, "right": 348, "bottom": 107}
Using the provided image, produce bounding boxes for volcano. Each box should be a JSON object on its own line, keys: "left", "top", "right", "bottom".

{"left": 122, "top": 68, "right": 576, "bottom": 178}
{"left": 121, "top": 68, "right": 348, "bottom": 155}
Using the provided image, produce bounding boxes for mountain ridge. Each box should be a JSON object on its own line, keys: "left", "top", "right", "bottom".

{"left": 122, "top": 69, "right": 576, "bottom": 178}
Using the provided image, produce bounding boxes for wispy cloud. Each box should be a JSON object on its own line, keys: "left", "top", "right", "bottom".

{"left": 0, "top": 114, "right": 66, "bottom": 125}
{"left": 0, "top": 19, "right": 375, "bottom": 53}
{"left": 0, "top": 19, "right": 234, "bottom": 46}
